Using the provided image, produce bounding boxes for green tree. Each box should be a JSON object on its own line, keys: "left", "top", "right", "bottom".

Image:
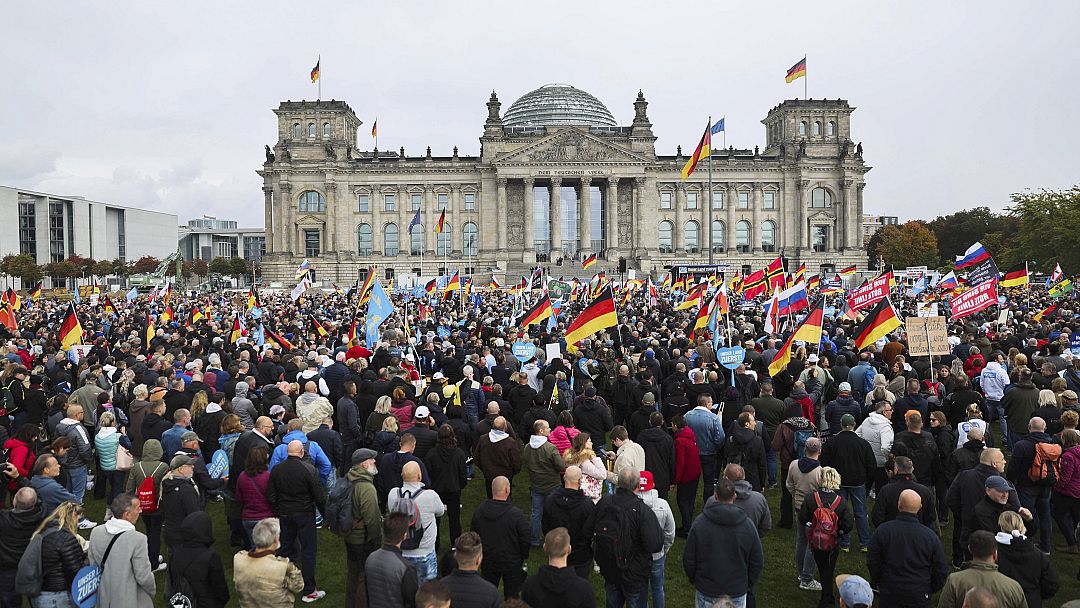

{"left": 91, "top": 260, "right": 115, "bottom": 279}
{"left": 867, "top": 221, "right": 939, "bottom": 269}
{"left": 111, "top": 259, "right": 131, "bottom": 277}
{"left": 1007, "top": 186, "right": 1080, "bottom": 271}
{"left": 208, "top": 256, "right": 233, "bottom": 277}
{"left": 1, "top": 254, "right": 43, "bottom": 285}
{"left": 228, "top": 257, "right": 249, "bottom": 279}
{"left": 182, "top": 259, "right": 209, "bottom": 279}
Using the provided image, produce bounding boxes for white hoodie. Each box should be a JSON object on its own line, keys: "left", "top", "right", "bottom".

{"left": 637, "top": 489, "right": 676, "bottom": 559}
{"left": 528, "top": 435, "right": 548, "bottom": 449}
{"left": 855, "top": 412, "right": 895, "bottom": 466}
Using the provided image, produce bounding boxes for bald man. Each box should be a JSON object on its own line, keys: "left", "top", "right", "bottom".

{"left": 541, "top": 465, "right": 597, "bottom": 578}
{"left": 1005, "top": 416, "right": 1057, "bottom": 553}
{"left": 296, "top": 380, "right": 334, "bottom": 434}
{"left": 866, "top": 489, "right": 948, "bottom": 607}
{"left": 387, "top": 461, "right": 445, "bottom": 582}
{"left": 471, "top": 476, "right": 530, "bottom": 598}
{"left": 474, "top": 416, "right": 522, "bottom": 499}
{"left": 267, "top": 439, "right": 328, "bottom": 600}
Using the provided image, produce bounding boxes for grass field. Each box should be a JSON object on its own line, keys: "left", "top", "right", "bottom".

{"left": 77, "top": 440, "right": 1080, "bottom": 608}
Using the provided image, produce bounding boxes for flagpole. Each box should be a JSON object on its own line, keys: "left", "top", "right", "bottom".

{"left": 804, "top": 54, "right": 808, "bottom": 100}
{"left": 317, "top": 55, "right": 321, "bottom": 100}
{"left": 708, "top": 115, "right": 714, "bottom": 266}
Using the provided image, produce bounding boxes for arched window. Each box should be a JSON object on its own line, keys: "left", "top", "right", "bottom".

{"left": 322, "top": 122, "right": 331, "bottom": 138}
{"left": 298, "top": 190, "right": 326, "bottom": 212}
{"left": 437, "top": 223, "right": 452, "bottom": 255}
{"left": 810, "top": 188, "right": 832, "bottom": 208}
{"left": 736, "top": 220, "right": 751, "bottom": 253}
{"left": 799, "top": 121, "right": 807, "bottom": 137}
{"left": 761, "top": 220, "right": 776, "bottom": 253}
{"left": 357, "top": 224, "right": 373, "bottom": 255}
{"left": 827, "top": 121, "right": 836, "bottom": 137}
{"left": 307, "top": 123, "right": 316, "bottom": 138}
{"left": 292, "top": 123, "right": 301, "bottom": 139}
{"left": 410, "top": 223, "right": 424, "bottom": 255}
{"left": 384, "top": 223, "right": 399, "bottom": 256}
{"left": 462, "top": 222, "right": 478, "bottom": 256}
{"left": 711, "top": 220, "right": 725, "bottom": 253}
{"left": 658, "top": 221, "right": 674, "bottom": 253}
{"left": 684, "top": 220, "right": 699, "bottom": 253}
{"left": 813, "top": 121, "right": 822, "bottom": 136}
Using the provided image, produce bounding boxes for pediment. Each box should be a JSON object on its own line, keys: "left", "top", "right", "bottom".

{"left": 807, "top": 210, "right": 837, "bottom": 223}
{"left": 493, "top": 129, "right": 650, "bottom": 165}
{"left": 296, "top": 214, "right": 326, "bottom": 227}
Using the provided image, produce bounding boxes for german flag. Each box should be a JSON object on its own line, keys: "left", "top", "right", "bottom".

{"left": 143, "top": 315, "right": 155, "bottom": 351}
{"left": 347, "top": 318, "right": 358, "bottom": 343}
{"left": 312, "top": 315, "right": 329, "bottom": 338}
{"left": 794, "top": 263, "right": 807, "bottom": 283}
{"left": 729, "top": 274, "right": 742, "bottom": 294}
{"left": 999, "top": 265, "right": 1029, "bottom": 288}
{"left": 444, "top": 272, "right": 461, "bottom": 301}
{"left": 310, "top": 58, "right": 320, "bottom": 83}
{"left": 102, "top": 296, "right": 118, "bottom": 316}
{"left": 264, "top": 327, "right": 294, "bottom": 351}
{"left": 662, "top": 273, "right": 672, "bottom": 291}
{"left": 59, "top": 304, "right": 83, "bottom": 350}
{"left": 188, "top": 307, "right": 204, "bottom": 328}
{"left": 581, "top": 253, "right": 597, "bottom": 270}
{"left": 517, "top": 294, "right": 554, "bottom": 329}
{"left": 356, "top": 269, "right": 376, "bottom": 308}
{"left": 28, "top": 283, "right": 42, "bottom": 301}
{"left": 204, "top": 297, "right": 212, "bottom": 320}
{"left": 435, "top": 210, "right": 446, "bottom": 234}
{"left": 247, "top": 287, "right": 261, "bottom": 311}
{"left": 767, "top": 299, "right": 824, "bottom": 377}
{"left": 425, "top": 278, "right": 438, "bottom": 296}
{"left": 228, "top": 316, "right": 243, "bottom": 344}
{"left": 839, "top": 265, "right": 858, "bottom": 277}
{"left": 161, "top": 284, "right": 172, "bottom": 306}
{"left": 680, "top": 122, "right": 711, "bottom": 180}
{"left": 489, "top": 276, "right": 501, "bottom": 290}
{"left": 689, "top": 296, "right": 713, "bottom": 340}
{"left": 1033, "top": 303, "right": 1057, "bottom": 323}
{"left": 564, "top": 287, "right": 618, "bottom": 348}
{"left": 851, "top": 296, "right": 903, "bottom": 351}
{"left": 807, "top": 274, "right": 821, "bottom": 291}
{"left": 371, "top": 120, "right": 377, "bottom": 139}
{"left": 0, "top": 303, "right": 17, "bottom": 332}
{"left": 676, "top": 282, "right": 707, "bottom": 311}
{"left": 785, "top": 56, "right": 807, "bottom": 83}
{"left": 160, "top": 305, "right": 174, "bottom": 324}
{"left": 4, "top": 288, "right": 21, "bottom": 311}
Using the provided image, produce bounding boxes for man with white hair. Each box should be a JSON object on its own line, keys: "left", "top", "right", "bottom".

{"left": 233, "top": 518, "right": 305, "bottom": 607}
{"left": 323, "top": 351, "right": 351, "bottom": 405}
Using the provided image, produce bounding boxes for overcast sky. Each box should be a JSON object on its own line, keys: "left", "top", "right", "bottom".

{"left": 3, "top": 1, "right": 1078, "bottom": 227}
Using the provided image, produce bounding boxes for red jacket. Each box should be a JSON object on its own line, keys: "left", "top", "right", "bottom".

{"left": 3, "top": 438, "right": 35, "bottom": 491}
{"left": 674, "top": 426, "right": 702, "bottom": 484}
{"left": 1056, "top": 445, "right": 1080, "bottom": 499}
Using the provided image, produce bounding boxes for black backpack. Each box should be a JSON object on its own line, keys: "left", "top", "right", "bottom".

{"left": 593, "top": 500, "right": 633, "bottom": 577}
{"left": 325, "top": 477, "right": 362, "bottom": 536}
{"left": 167, "top": 552, "right": 207, "bottom": 608}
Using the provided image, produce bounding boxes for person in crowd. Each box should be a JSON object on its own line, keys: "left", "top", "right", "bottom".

{"left": 798, "top": 467, "right": 851, "bottom": 608}
{"left": 26, "top": 500, "right": 87, "bottom": 608}
{"left": 562, "top": 432, "right": 607, "bottom": 504}
{"left": 388, "top": 461, "right": 445, "bottom": 583}
{"left": 94, "top": 410, "right": 133, "bottom": 506}
{"left": 377, "top": 433, "right": 431, "bottom": 508}
{"left": 408, "top": 407, "right": 439, "bottom": 461}
{"left": 1053, "top": 428, "right": 1080, "bottom": 553}
{"left": 28, "top": 454, "right": 79, "bottom": 517}
{"left": 143, "top": 390, "right": 172, "bottom": 447}
{"left": 717, "top": 463, "right": 772, "bottom": 538}
{"left": 473, "top": 417, "right": 520, "bottom": 499}
{"left": 1004, "top": 416, "right": 1057, "bottom": 553}
{"left": 994, "top": 510, "right": 1059, "bottom": 608}
{"left": 438, "top": 531, "right": 502, "bottom": 608}
{"left": 819, "top": 413, "right": 875, "bottom": 552}
{"left": 87, "top": 493, "right": 156, "bottom": 608}
{"left": 541, "top": 465, "right": 596, "bottom": 578}
{"left": 1001, "top": 368, "right": 1040, "bottom": 449}
{"left": 605, "top": 425, "right": 645, "bottom": 484}
{"left": 787, "top": 436, "right": 824, "bottom": 592}
{"left": 424, "top": 425, "right": 467, "bottom": 547}
{"left": 123, "top": 437, "right": 167, "bottom": 571}
{"left": 595, "top": 468, "right": 662, "bottom": 608}
{"left": 683, "top": 394, "right": 725, "bottom": 504}
{"left": 523, "top": 419, "right": 565, "bottom": 547}
{"left": 270, "top": 418, "right": 333, "bottom": 485}
{"left": 161, "top": 408, "right": 192, "bottom": 459}
{"left": 342, "top": 448, "right": 383, "bottom": 608}
{"left": 872, "top": 456, "right": 937, "bottom": 529}
{"left": 169, "top": 511, "right": 231, "bottom": 608}
{"left": 267, "top": 440, "right": 327, "bottom": 603}
{"left": 684, "top": 478, "right": 764, "bottom": 608}
{"left": 366, "top": 513, "right": 419, "bottom": 608}
{"left": 233, "top": 517, "right": 305, "bottom": 608}
{"left": 937, "top": 530, "right": 1027, "bottom": 608}
{"left": 636, "top": 470, "right": 676, "bottom": 608}
{"left": 855, "top": 401, "right": 894, "bottom": 494}
{"left": 233, "top": 446, "right": 272, "bottom": 550}
{"left": 0, "top": 487, "right": 45, "bottom": 608}
{"left": 866, "top": 489, "right": 948, "bottom": 607}
{"left": 470, "top": 475, "right": 529, "bottom": 599}
{"left": 161, "top": 453, "right": 201, "bottom": 560}
{"left": 521, "top": 527, "right": 596, "bottom": 608}
{"left": 55, "top": 405, "right": 93, "bottom": 506}
{"left": 549, "top": 410, "right": 580, "bottom": 456}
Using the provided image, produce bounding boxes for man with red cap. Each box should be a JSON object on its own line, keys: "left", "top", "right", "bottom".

{"left": 635, "top": 470, "right": 675, "bottom": 608}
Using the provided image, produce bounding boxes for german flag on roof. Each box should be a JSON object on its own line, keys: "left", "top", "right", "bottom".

{"left": 564, "top": 287, "right": 618, "bottom": 348}
{"left": 852, "top": 296, "right": 903, "bottom": 351}
{"left": 785, "top": 56, "right": 807, "bottom": 83}
{"left": 517, "top": 294, "right": 554, "bottom": 329}
{"left": 680, "top": 122, "right": 711, "bottom": 180}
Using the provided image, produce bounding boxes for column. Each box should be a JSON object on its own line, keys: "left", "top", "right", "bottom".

{"left": 605, "top": 178, "right": 619, "bottom": 257}
{"left": 496, "top": 178, "right": 508, "bottom": 250}
{"left": 423, "top": 185, "right": 435, "bottom": 255}
{"left": 325, "top": 181, "right": 339, "bottom": 255}
{"left": 549, "top": 178, "right": 562, "bottom": 257}
{"left": 281, "top": 183, "right": 293, "bottom": 253}
{"left": 674, "top": 184, "right": 686, "bottom": 253}
{"left": 263, "top": 188, "right": 274, "bottom": 254}
{"left": 579, "top": 177, "right": 592, "bottom": 255}
{"left": 398, "top": 185, "right": 409, "bottom": 257}
{"left": 523, "top": 177, "right": 536, "bottom": 256}
{"left": 725, "top": 182, "right": 737, "bottom": 252}
{"left": 633, "top": 177, "right": 646, "bottom": 255}
{"left": 796, "top": 179, "right": 810, "bottom": 253}
{"left": 856, "top": 184, "right": 866, "bottom": 248}
{"left": 840, "top": 179, "right": 855, "bottom": 250}
{"left": 450, "top": 184, "right": 462, "bottom": 254}
{"left": 702, "top": 182, "right": 712, "bottom": 257}
{"left": 751, "top": 182, "right": 763, "bottom": 253}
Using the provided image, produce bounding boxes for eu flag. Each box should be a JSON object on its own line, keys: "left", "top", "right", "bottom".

{"left": 710, "top": 118, "right": 725, "bottom": 134}
{"left": 366, "top": 279, "right": 393, "bottom": 348}
{"left": 408, "top": 207, "right": 422, "bottom": 233}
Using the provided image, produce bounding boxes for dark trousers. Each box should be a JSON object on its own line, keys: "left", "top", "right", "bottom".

{"left": 676, "top": 479, "right": 698, "bottom": 531}
{"left": 572, "top": 560, "right": 593, "bottom": 579}
{"left": 878, "top": 591, "right": 931, "bottom": 608}
{"left": 0, "top": 568, "right": 18, "bottom": 608}
{"left": 142, "top": 513, "right": 163, "bottom": 569}
{"left": 342, "top": 441, "right": 359, "bottom": 477}
{"left": 482, "top": 563, "right": 525, "bottom": 599}
{"left": 950, "top": 507, "right": 964, "bottom": 563}
{"left": 1053, "top": 491, "right": 1080, "bottom": 546}
{"left": 441, "top": 491, "right": 462, "bottom": 551}
{"left": 278, "top": 512, "right": 318, "bottom": 595}
{"left": 699, "top": 454, "right": 717, "bottom": 505}
{"left": 656, "top": 485, "right": 669, "bottom": 500}
{"left": 779, "top": 464, "right": 794, "bottom": 528}
{"left": 1017, "top": 485, "right": 1052, "bottom": 552}
{"left": 345, "top": 542, "right": 375, "bottom": 608}
{"left": 811, "top": 549, "right": 838, "bottom": 608}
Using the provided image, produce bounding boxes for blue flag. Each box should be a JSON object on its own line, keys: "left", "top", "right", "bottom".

{"left": 710, "top": 117, "right": 725, "bottom": 134}
{"left": 365, "top": 279, "right": 393, "bottom": 349}
{"left": 126, "top": 287, "right": 139, "bottom": 302}
{"left": 74, "top": 288, "right": 80, "bottom": 304}
{"left": 408, "top": 207, "right": 422, "bottom": 233}
{"left": 254, "top": 323, "right": 266, "bottom": 347}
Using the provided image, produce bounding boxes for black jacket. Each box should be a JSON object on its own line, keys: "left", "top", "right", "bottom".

{"left": 971, "top": 495, "right": 1028, "bottom": 541}
{"left": 520, "top": 406, "right": 558, "bottom": 442}
{"left": 891, "top": 430, "right": 939, "bottom": 486}
{"left": 307, "top": 424, "right": 344, "bottom": 470}
{"left": 142, "top": 412, "right": 172, "bottom": 448}
{"left": 439, "top": 569, "right": 502, "bottom": 608}
{"left": 798, "top": 489, "right": 853, "bottom": 535}
{"left": 39, "top": 524, "right": 85, "bottom": 592}
{"left": 506, "top": 384, "right": 538, "bottom": 425}
{"left": 161, "top": 476, "right": 201, "bottom": 546}
{"left": 425, "top": 444, "right": 468, "bottom": 496}
{"left": 947, "top": 440, "right": 985, "bottom": 485}
{"left": 871, "top": 475, "right": 937, "bottom": 529}
{"left": 637, "top": 426, "right": 676, "bottom": 491}
{"left": 723, "top": 426, "right": 768, "bottom": 492}
{"left": 948, "top": 463, "right": 1020, "bottom": 545}
{"left": 409, "top": 424, "right": 439, "bottom": 461}
{"left": 1005, "top": 431, "right": 1057, "bottom": 489}
{"left": 229, "top": 429, "right": 274, "bottom": 491}
{"left": 469, "top": 498, "right": 530, "bottom": 565}
{"left": 541, "top": 487, "right": 596, "bottom": 567}
{"left": 572, "top": 398, "right": 613, "bottom": 445}
{"left": 522, "top": 564, "right": 597, "bottom": 608}
{"left": 683, "top": 501, "right": 764, "bottom": 598}
{"left": 866, "top": 512, "right": 948, "bottom": 598}
{"left": 595, "top": 489, "right": 663, "bottom": 585}
{"left": 169, "top": 511, "right": 230, "bottom": 608}
{"left": 337, "top": 395, "right": 363, "bottom": 446}
{"left": 996, "top": 534, "right": 1060, "bottom": 608}
{"left": 194, "top": 409, "right": 228, "bottom": 457}
{"left": 267, "top": 455, "right": 326, "bottom": 516}
{"left": 0, "top": 502, "right": 44, "bottom": 569}
{"left": 819, "top": 429, "right": 877, "bottom": 487}
{"left": 626, "top": 403, "right": 655, "bottom": 442}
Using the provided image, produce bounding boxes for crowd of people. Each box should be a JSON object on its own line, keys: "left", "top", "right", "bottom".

{"left": 0, "top": 274, "right": 1079, "bottom": 608}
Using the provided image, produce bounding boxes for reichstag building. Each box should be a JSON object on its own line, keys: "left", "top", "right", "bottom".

{"left": 258, "top": 83, "right": 870, "bottom": 285}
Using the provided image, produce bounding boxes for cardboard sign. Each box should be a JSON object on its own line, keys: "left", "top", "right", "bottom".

{"left": 950, "top": 281, "right": 998, "bottom": 321}
{"left": 846, "top": 272, "right": 892, "bottom": 313}
{"left": 512, "top": 340, "right": 536, "bottom": 363}
{"left": 208, "top": 449, "right": 230, "bottom": 479}
{"left": 717, "top": 346, "right": 746, "bottom": 370}
{"left": 545, "top": 342, "right": 562, "bottom": 363}
{"left": 905, "top": 316, "right": 951, "bottom": 357}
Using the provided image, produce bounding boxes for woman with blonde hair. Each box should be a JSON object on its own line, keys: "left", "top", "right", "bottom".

{"left": 189, "top": 390, "right": 209, "bottom": 421}
{"left": 93, "top": 410, "right": 133, "bottom": 505}
{"left": 562, "top": 432, "right": 606, "bottom": 502}
{"left": 372, "top": 416, "right": 401, "bottom": 455}
{"left": 365, "top": 395, "right": 393, "bottom": 437}
{"left": 995, "top": 510, "right": 1060, "bottom": 608}
{"left": 1033, "top": 389, "right": 1063, "bottom": 436}
{"left": 798, "top": 466, "right": 851, "bottom": 608}
{"left": 29, "top": 501, "right": 87, "bottom": 607}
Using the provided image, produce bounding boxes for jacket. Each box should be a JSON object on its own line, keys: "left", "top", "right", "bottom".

{"left": 723, "top": 426, "right": 767, "bottom": 491}
{"left": 637, "top": 426, "right": 676, "bottom": 491}
{"left": 820, "top": 429, "right": 876, "bottom": 487}
{"left": 376, "top": 451, "right": 431, "bottom": 504}
{"left": 56, "top": 417, "right": 93, "bottom": 469}
{"left": 683, "top": 501, "right": 764, "bottom": 598}
{"left": 684, "top": 406, "right": 725, "bottom": 455}
{"left": 343, "top": 466, "right": 383, "bottom": 548}
{"left": 1055, "top": 443, "right": 1080, "bottom": 499}
{"left": 0, "top": 501, "right": 45, "bottom": 569}
{"left": 94, "top": 427, "right": 132, "bottom": 472}
{"left": 542, "top": 486, "right": 596, "bottom": 566}
{"left": 892, "top": 393, "right": 929, "bottom": 432}
{"left": 639, "top": 488, "right": 676, "bottom": 559}
{"left": 995, "top": 532, "right": 1060, "bottom": 608}
{"left": 891, "top": 430, "right": 939, "bottom": 485}
{"left": 595, "top": 489, "right": 663, "bottom": 584}
{"left": 234, "top": 470, "right": 273, "bottom": 521}
{"left": 269, "top": 429, "right": 333, "bottom": 483}
{"left": 124, "top": 439, "right": 168, "bottom": 499}
{"left": 824, "top": 395, "right": 863, "bottom": 435}
{"left": 387, "top": 482, "right": 445, "bottom": 557}
{"left": 948, "top": 440, "right": 985, "bottom": 485}
{"left": 3, "top": 438, "right": 35, "bottom": 488}
{"left": 88, "top": 519, "right": 156, "bottom": 608}
{"left": 771, "top": 417, "right": 815, "bottom": 469}
{"left": 141, "top": 411, "right": 172, "bottom": 450}
{"left": 295, "top": 391, "right": 334, "bottom": 435}
{"left": 307, "top": 423, "right": 344, "bottom": 471}
{"left": 29, "top": 475, "right": 77, "bottom": 515}
{"left": 266, "top": 455, "right": 326, "bottom": 517}
{"left": 786, "top": 457, "right": 823, "bottom": 512}
{"left": 607, "top": 438, "right": 646, "bottom": 484}
{"left": 548, "top": 424, "right": 579, "bottom": 455}
{"left": 872, "top": 474, "right": 938, "bottom": 529}
{"left": 798, "top": 489, "right": 853, "bottom": 538}
{"left": 425, "top": 444, "right": 468, "bottom": 496}
{"left": 1005, "top": 431, "right": 1057, "bottom": 489}
{"left": 128, "top": 399, "right": 151, "bottom": 456}
{"left": 440, "top": 568, "right": 503, "bottom": 608}
{"left": 38, "top": 522, "right": 86, "bottom": 592}
{"left": 571, "top": 397, "right": 613, "bottom": 444}
{"left": 195, "top": 407, "right": 228, "bottom": 456}
{"left": 731, "top": 479, "right": 771, "bottom": 538}
{"left": 337, "top": 395, "right": 363, "bottom": 446}
{"left": 948, "top": 463, "right": 1020, "bottom": 545}
{"left": 365, "top": 545, "right": 418, "bottom": 608}
{"left": 470, "top": 498, "right": 530, "bottom": 565}
{"left": 233, "top": 548, "right": 305, "bottom": 608}
{"left": 523, "top": 435, "right": 564, "bottom": 493}
{"left": 855, "top": 411, "right": 894, "bottom": 466}
{"left": 409, "top": 424, "right": 439, "bottom": 461}
{"left": 980, "top": 361, "right": 1008, "bottom": 401}
{"left": 161, "top": 476, "right": 201, "bottom": 546}
{"left": 1001, "top": 381, "right": 1040, "bottom": 437}
{"left": 866, "top": 512, "right": 948, "bottom": 598}
{"left": 232, "top": 383, "right": 258, "bottom": 430}
{"left": 474, "top": 429, "right": 521, "bottom": 480}
{"left": 169, "top": 511, "right": 230, "bottom": 608}
{"left": 937, "top": 561, "right": 1027, "bottom": 608}
{"left": 522, "top": 564, "right": 597, "bottom": 608}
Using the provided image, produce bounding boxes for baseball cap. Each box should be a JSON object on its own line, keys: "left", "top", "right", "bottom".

{"left": 642, "top": 392, "right": 656, "bottom": 405}
{"left": 840, "top": 414, "right": 856, "bottom": 428}
{"left": 1063, "top": 390, "right": 1078, "bottom": 401}
{"left": 836, "top": 575, "right": 874, "bottom": 607}
{"left": 180, "top": 431, "right": 202, "bottom": 443}
{"left": 351, "top": 448, "right": 378, "bottom": 465}
{"left": 637, "top": 470, "right": 655, "bottom": 493}
{"left": 414, "top": 405, "right": 431, "bottom": 420}
{"left": 432, "top": 372, "right": 446, "bottom": 381}
{"left": 170, "top": 454, "right": 196, "bottom": 469}
{"left": 838, "top": 382, "right": 852, "bottom": 393}
{"left": 985, "top": 475, "right": 1012, "bottom": 492}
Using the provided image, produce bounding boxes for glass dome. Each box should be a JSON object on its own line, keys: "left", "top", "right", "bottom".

{"left": 503, "top": 83, "right": 617, "bottom": 127}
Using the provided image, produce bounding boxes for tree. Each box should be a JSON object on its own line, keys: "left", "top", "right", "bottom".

{"left": 91, "top": 260, "right": 115, "bottom": 279}
{"left": 44, "top": 261, "right": 78, "bottom": 284}
{"left": 228, "top": 257, "right": 249, "bottom": 279}
{"left": 926, "top": 207, "right": 1020, "bottom": 267}
{"left": 111, "top": 259, "right": 131, "bottom": 277}
{"left": 182, "top": 259, "right": 209, "bottom": 279}
{"left": 867, "top": 221, "right": 940, "bottom": 269}
{"left": 1007, "top": 186, "right": 1080, "bottom": 271}
{"left": 208, "top": 256, "right": 233, "bottom": 277}
{"left": 1, "top": 254, "right": 43, "bottom": 285}
{"left": 131, "top": 256, "right": 161, "bottom": 274}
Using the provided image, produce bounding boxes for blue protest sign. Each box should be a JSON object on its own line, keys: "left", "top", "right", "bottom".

{"left": 512, "top": 340, "right": 536, "bottom": 363}
{"left": 436, "top": 326, "right": 451, "bottom": 339}
{"left": 1070, "top": 333, "right": 1080, "bottom": 357}
{"left": 717, "top": 346, "right": 746, "bottom": 370}
{"left": 72, "top": 565, "right": 100, "bottom": 608}
{"left": 208, "top": 449, "right": 230, "bottom": 479}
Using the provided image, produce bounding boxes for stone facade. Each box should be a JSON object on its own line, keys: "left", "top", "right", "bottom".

{"left": 258, "top": 87, "right": 870, "bottom": 285}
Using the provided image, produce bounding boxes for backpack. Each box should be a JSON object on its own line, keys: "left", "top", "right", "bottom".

{"left": 325, "top": 477, "right": 363, "bottom": 536}
{"left": 0, "top": 380, "right": 15, "bottom": 417}
{"left": 1029, "top": 442, "right": 1063, "bottom": 485}
{"left": 793, "top": 427, "right": 816, "bottom": 460}
{"left": 391, "top": 488, "right": 427, "bottom": 551}
{"left": 166, "top": 552, "right": 207, "bottom": 608}
{"left": 593, "top": 500, "right": 634, "bottom": 576}
{"left": 806, "top": 492, "right": 842, "bottom": 551}
{"left": 14, "top": 527, "right": 59, "bottom": 595}
{"left": 137, "top": 462, "right": 164, "bottom": 513}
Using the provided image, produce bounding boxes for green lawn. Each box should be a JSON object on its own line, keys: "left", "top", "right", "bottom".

{"left": 77, "top": 448, "right": 1080, "bottom": 608}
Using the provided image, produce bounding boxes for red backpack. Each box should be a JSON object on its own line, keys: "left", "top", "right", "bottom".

{"left": 806, "top": 492, "right": 842, "bottom": 551}
{"left": 136, "top": 462, "right": 164, "bottom": 513}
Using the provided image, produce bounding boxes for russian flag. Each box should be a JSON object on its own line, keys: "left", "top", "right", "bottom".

{"left": 954, "top": 242, "right": 991, "bottom": 269}
{"left": 938, "top": 271, "right": 959, "bottom": 289}
{"left": 771, "top": 283, "right": 810, "bottom": 317}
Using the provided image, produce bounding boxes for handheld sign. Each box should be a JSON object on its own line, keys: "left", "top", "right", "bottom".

{"left": 72, "top": 565, "right": 100, "bottom": 608}
{"left": 717, "top": 346, "right": 746, "bottom": 370}
{"left": 208, "top": 449, "right": 230, "bottom": 479}
{"left": 512, "top": 341, "right": 536, "bottom": 363}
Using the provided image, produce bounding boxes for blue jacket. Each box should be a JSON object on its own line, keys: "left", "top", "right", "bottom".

{"left": 684, "top": 406, "right": 725, "bottom": 456}
{"left": 269, "top": 429, "right": 333, "bottom": 484}
{"left": 848, "top": 362, "right": 877, "bottom": 401}
{"left": 30, "top": 475, "right": 78, "bottom": 515}
{"left": 161, "top": 424, "right": 188, "bottom": 459}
